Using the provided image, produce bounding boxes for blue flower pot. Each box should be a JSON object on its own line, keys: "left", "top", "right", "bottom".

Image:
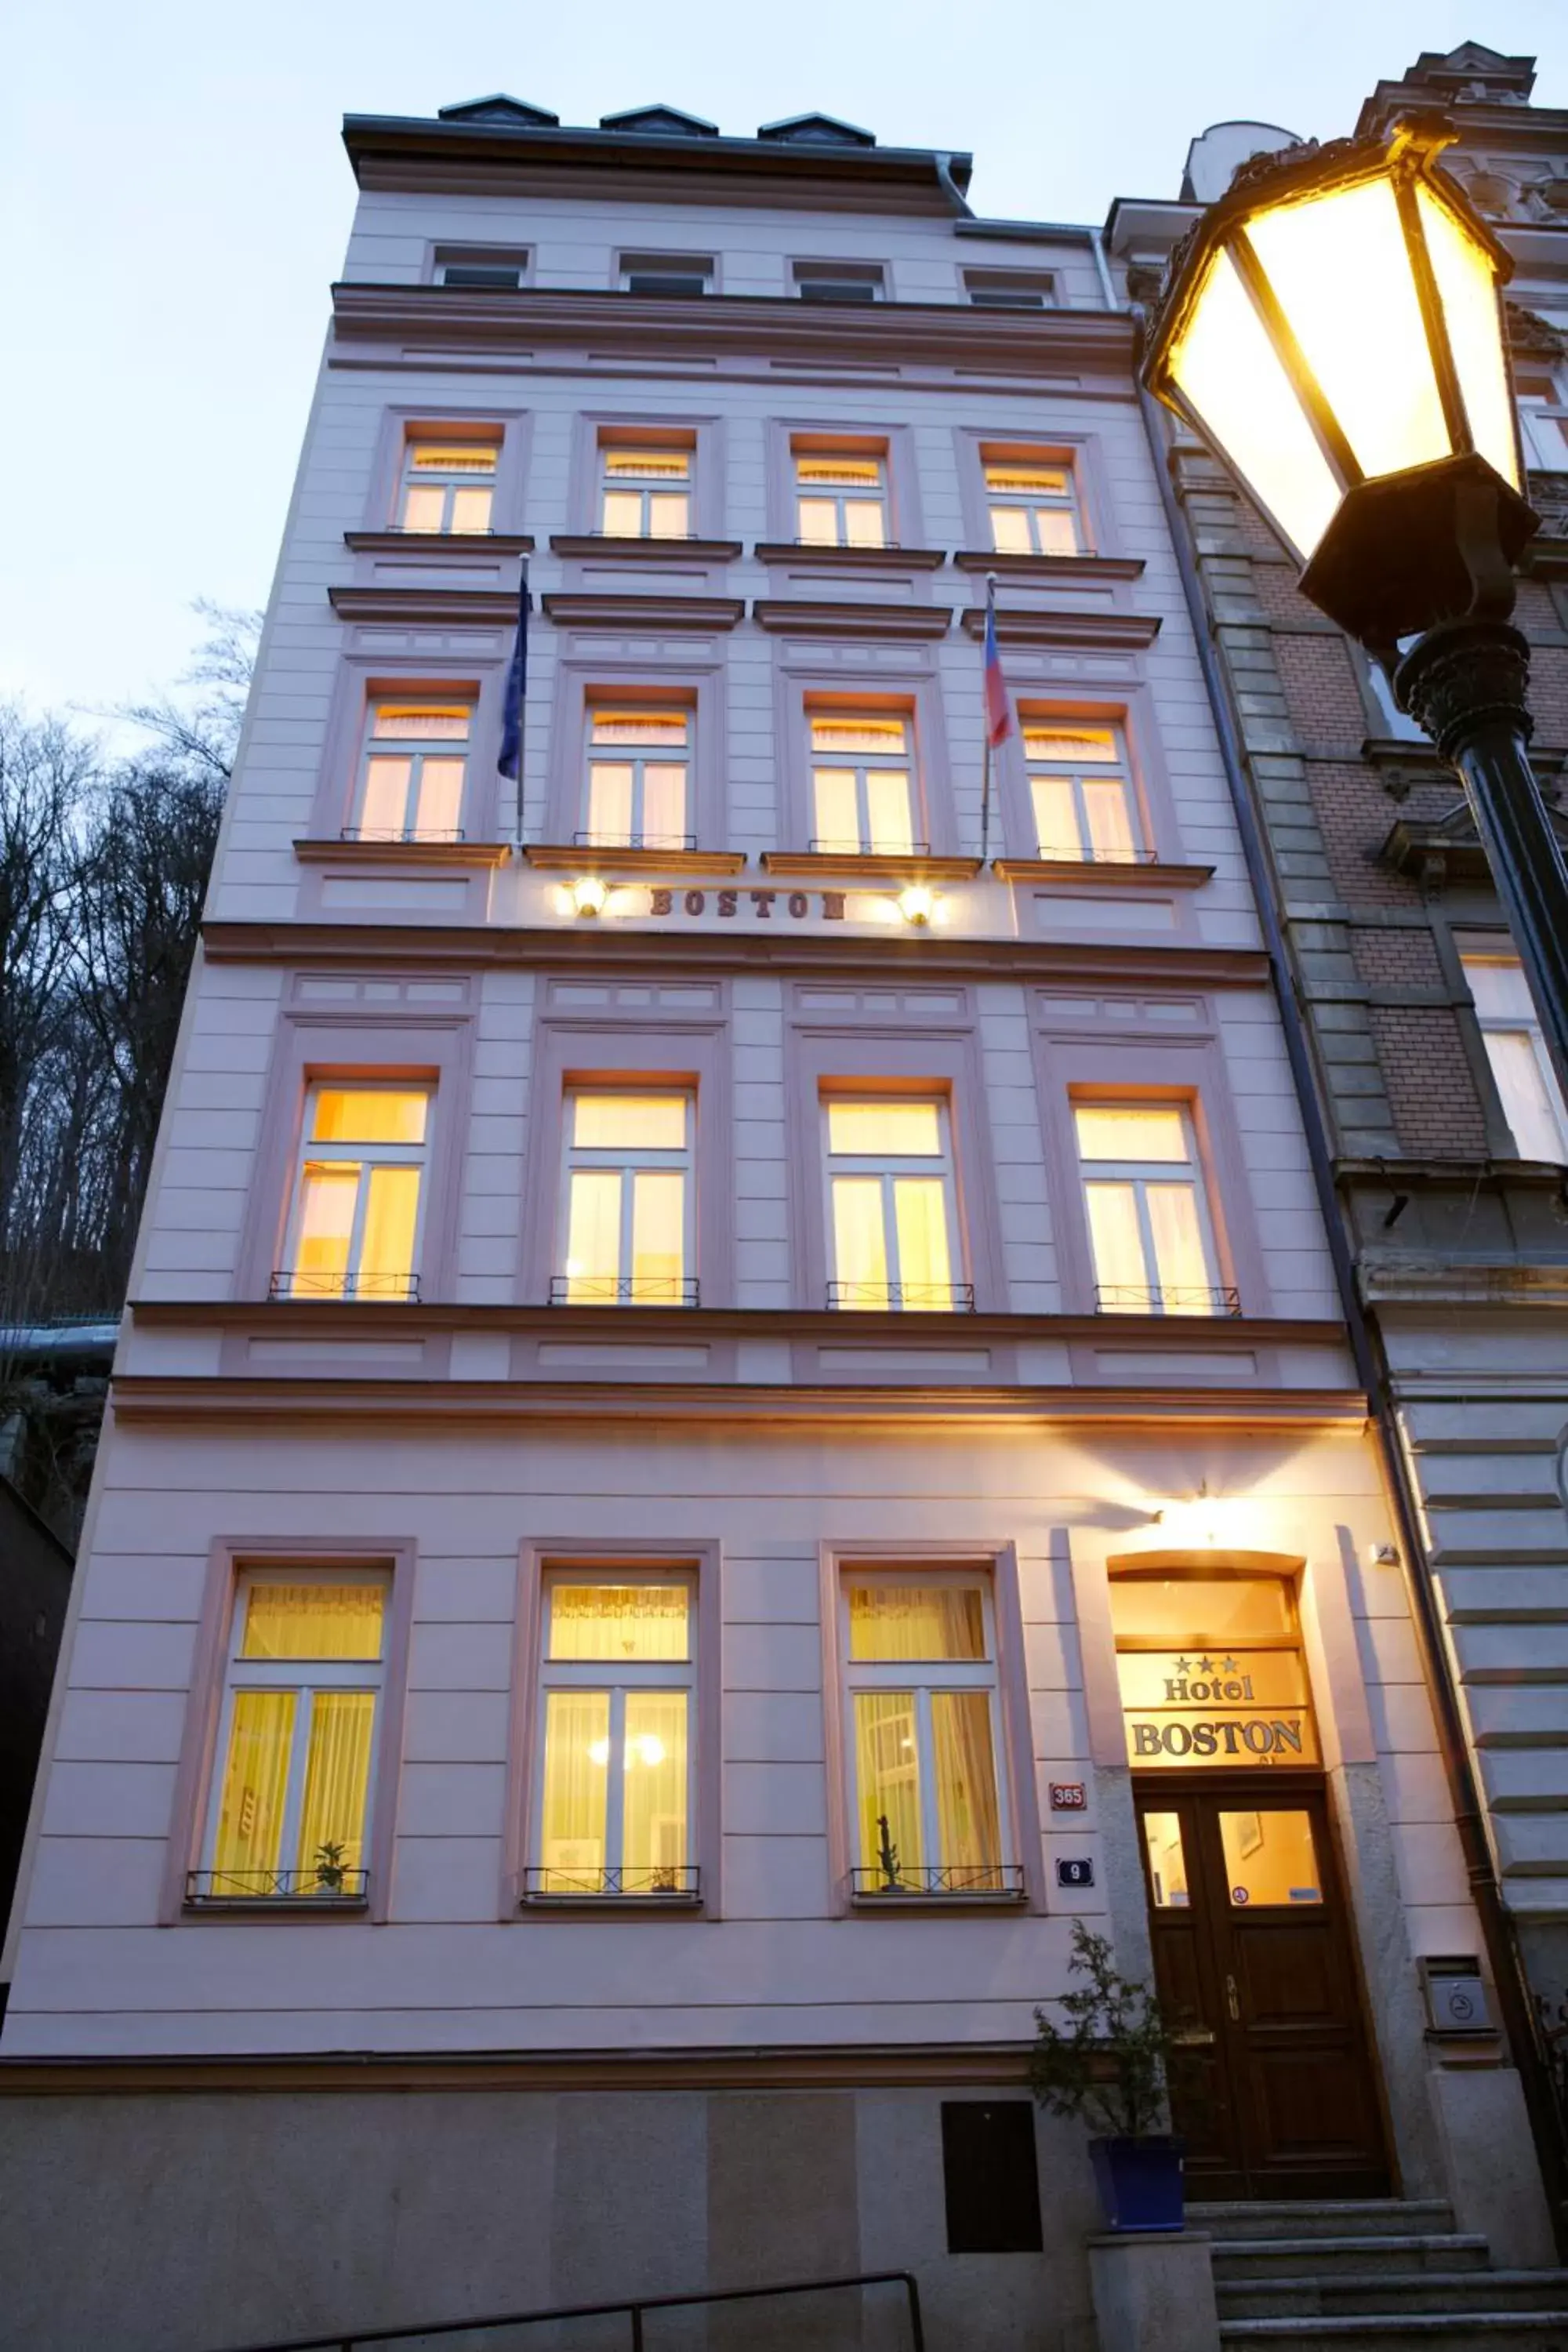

{"left": 1088, "top": 2135, "right": 1186, "bottom": 2232}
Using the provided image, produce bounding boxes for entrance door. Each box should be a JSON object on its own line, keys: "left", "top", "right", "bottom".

{"left": 1136, "top": 1782, "right": 1388, "bottom": 2198}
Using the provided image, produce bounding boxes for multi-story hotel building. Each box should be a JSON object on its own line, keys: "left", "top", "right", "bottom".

{"left": 1, "top": 75, "right": 1561, "bottom": 2350}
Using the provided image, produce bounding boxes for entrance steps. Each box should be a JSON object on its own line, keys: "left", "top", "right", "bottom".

{"left": 1189, "top": 2201, "right": 1568, "bottom": 2351}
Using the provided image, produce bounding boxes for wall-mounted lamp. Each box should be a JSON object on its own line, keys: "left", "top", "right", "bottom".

{"left": 571, "top": 875, "right": 609, "bottom": 919}
{"left": 898, "top": 884, "right": 936, "bottom": 927}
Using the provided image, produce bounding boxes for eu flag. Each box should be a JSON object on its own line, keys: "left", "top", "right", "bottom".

{"left": 498, "top": 564, "right": 530, "bottom": 780}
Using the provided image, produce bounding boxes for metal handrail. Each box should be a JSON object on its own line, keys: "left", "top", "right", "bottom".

{"left": 213, "top": 2266, "right": 924, "bottom": 2351}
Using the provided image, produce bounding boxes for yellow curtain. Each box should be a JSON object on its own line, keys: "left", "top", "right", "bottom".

{"left": 932, "top": 1692, "right": 1002, "bottom": 1881}
{"left": 630, "top": 1171, "right": 684, "bottom": 1296}
{"left": 848, "top": 1584, "right": 984, "bottom": 1662}
{"left": 831, "top": 1178, "right": 887, "bottom": 1306}
{"left": 360, "top": 1164, "right": 422, "bottom": 1290}
{"left": 540, "top": 1691, "right": 609, "bottom": 1887}
{"left": 212, "top": 1691, "right": 294, "bottom": 1892}
{"left": 243, "top": 1582, "right": 384, "bottom": 1661}
{"left": 296, "top": 1165, "right": 357, "bottom": 1294}
{"left": 622, "top": 1692, "right": 688, "bottom": 1886}
{"left": 549, "top": 1584, "right": 688, "bottom": 1661}
{"left": 296, "top": 1692, "right": 376, "bottom": 1882}
{"left": 855, "top": 1693, "right": 922, "bottom": 1880}
{"left": 865, "top": 768, "right": 913, "bottom": 854}
{"left": 1145, "top": 1182, "right": 1210, "bottom": 1298}
{"left": 893, "top": 1177, "right": 951, "bottom": 1295}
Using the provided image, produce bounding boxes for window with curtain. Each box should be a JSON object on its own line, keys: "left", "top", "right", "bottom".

{"left": 194, "top": 1574, "right": 387, "bottom": 1902}
{"left": 583, "top": 709, "right": 691, "bottom": 848}
{"left": 597, "top": 439, "right": 693, "bottom": 537}
{"left": 809, "top": 712, "right": 918, "bottom": 854}
{"left": 395, "top": 435, "right": 499, "bottom": 534}
{"left": 842, "top": 1574, "right": 1013, "bottom": 1896}
{"left": 278, "top": 1084, "right": 430, "bottom": 1301}
{"left": 558, "top": 1091, "right": 695, "bottom": 1305}
{"left": 1023, "top": 720, "right": 1143, "bottom": 862}
{"left": 982, "top": 453, "right": 1083, "bottom": 555}
{"left": 823, "top": 1095, "right": 966, "bottom": 1310}
{"left": 1461, "top": 948, "right": 1568, "bottom": 1162}
{"left": 794, "top": 445, "right": 889, "bottom": 546}
{"left": 352, "top": 699, "right": 473, "bottom": 840}
{"left": 530, "top": 1575, "right": 698, "bottom": 1898}
{"left": 1073, "top": 1102, "right": 1232, "bottom": 1316}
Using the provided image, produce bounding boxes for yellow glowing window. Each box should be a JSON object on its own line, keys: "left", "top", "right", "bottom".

{"left": 795, "top": 447, "right": 888, "bottom": 547}
{"left": 599, "top": 441, "right": 692, "bottom": 538}
{"left": 358, "top": 702, "right": 472, "bottom": 840}
{"left": 825, "top": 1095, "right": 959, "bottom": 1311}
{"left": 1023, "top": 720, "right": 1142, "bottom": 862}
{"left": 1074, "top": 1102, "right": 1222, "bottom": 1316}
{"left": 1219, "top": 1809, "right": 1322, "bottom": 1905}
{"left": 1112, "top": 1573, "right": 1319, "bottom": 1771}
{"left": 562, "top": 1091, "right": 693, "bottom": 1304}
{"left": 586, "top": 708, "right": 691, "bottom": 848}
{"left": 202, "top": 1574, "right": 387, "bottom": 1902}
{"left": 397, "top": 437, "right": 499, "bottom": 534}
{"left": 533, "top": 1573, "right": 696, "bottom": 1897}
{"left": 809, "top": 713, "right": 915, "bottom": 854}
{"left": 283, "top": 1083, "right": 430, "bottom": 1301}
{"left": 848, "top": 1581, "right": 985, "bottom": 1661}
{"left": 984, "top": 456, "right": 1082, "bottom": 556}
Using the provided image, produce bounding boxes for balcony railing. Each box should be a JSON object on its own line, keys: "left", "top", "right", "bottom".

{"left": 339, "top": 826, "right": 466, "bottom": 844}
{"left": 809, "top": 836, "right": 931, "bottom": 858}
{"left": 270, "top": 1271, "right": 420, "bottom": 1302}
{"left": 827, "top": 1280, "right": 975, "bottom": 1312}
{"left": 572, "top": 828, "right": 697, "bottom": 851}
{"left": 1031, "top": 842, "right": 1159, "bottom": 865}
{"left": 1094, "top": 1283, "right": 1240, "bottom": 1316}
{"left": 186, "top": 1867, "right": 368, "bottom": 1906}
{"left": 849, "top": 1863, "right": 1025, "bottom": 1900}
{"left": 521, "top": 1864, "right": 700, "bottom": 1902}
{"left": 549, "top": 1275, "right": 699, "bottom": 1307}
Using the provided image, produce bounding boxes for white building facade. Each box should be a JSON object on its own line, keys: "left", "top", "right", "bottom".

{"left": 0, "top": 93, "right": 1555, "bottom": 2350}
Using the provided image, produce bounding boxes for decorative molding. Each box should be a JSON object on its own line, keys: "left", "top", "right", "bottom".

{"left": 293, "top": 838, "right": 514, "bottom": 868}
{"left": 541, "top": 591, "right": 745, "bottom": 631}
{"left": 760, "top": 851, "right": 982, "bottom": 882}
{"left": 343, "top": 532, "right": 534, "bottom": 557}
{"left": 951, "top": 550, "right": 1147, "bottom": 585}
{"left": 328, "top": 584, "right": 519, "bottom": 628}
{"left": 523, "top": 844, "right": 746, "bottom": 876}
{"left": 752, "top": 542, "right": 949, "bottom": 573}
{"left": 548, "top": 534, "right": 742, "bottom": 563}
{"left": 991, "top": 857, "right": 1214, "bottom": 889}
{"left": 750, "top": 598, "right": 951, "bottom": 640}
{"left": 956, "top": 606, "right": 1161, "bottom": 651}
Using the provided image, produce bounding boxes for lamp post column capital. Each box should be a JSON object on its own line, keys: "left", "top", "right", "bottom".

{"left": 1396, "top": 619, "right": 1534, "bottom": 764}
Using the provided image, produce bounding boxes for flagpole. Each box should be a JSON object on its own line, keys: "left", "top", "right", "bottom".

{"left": 515, "top": 557, "right": 528, "bottom": 847}
{"left": 980, "top": 572, "right": 997, "bottom": 864}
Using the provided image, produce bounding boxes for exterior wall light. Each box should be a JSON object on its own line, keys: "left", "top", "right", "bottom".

{"left": 898, "top": 884, "right": 936, "bottom": 927}
{"left": 1142, "top": 110, "right": 1568, "bottom": 1108}
{"left": 571, "top": 875, "right": 609, "bottom": 918}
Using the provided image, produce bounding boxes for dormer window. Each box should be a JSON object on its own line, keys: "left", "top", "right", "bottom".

{"left": 793, "top": 262, "right": 885, "bottom": 305}
{"left": 620, "top": 253, "right": 713, "bottom": 297}
{"left": 964, "top": 270, "right": 1054, "bottom": 310}
{"left": 433, "top": 246, "right": 528, "bottom": 289}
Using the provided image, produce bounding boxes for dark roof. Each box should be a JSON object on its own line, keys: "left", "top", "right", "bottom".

{"left": 600, "top": 103, "right": 719, "bottom": 137}
{"left": 437, "top": 94, "right": 560, "bottom": 126}
{"left": 758, "top": 111, "right": 875, "bottom": 147}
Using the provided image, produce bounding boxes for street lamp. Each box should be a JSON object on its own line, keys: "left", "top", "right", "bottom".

{"left": 1142, "top": 111, "right": 1568, "bottom": 1105}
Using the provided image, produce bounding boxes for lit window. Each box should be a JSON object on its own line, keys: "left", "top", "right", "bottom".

{"left": 620, "top": 254, "right": 713, "bottom": 296}
{"left": 353, "top": 700, "right": 471, "bottom": 841}
{"left": 529, "top": 1574, "right": 697, "bottom": 1899}
{"left": 584, "top": 709, "right": 691, "bottom": 848}
{"left": 794, "top": 446, "right": 889, "bottom": 547}
{"left": 277, "top": 1085, "right": 430, "bottom": 1301}
{"left": 824, "top": 1096, "right": 966, "bottom": 1311}
{"left": 1024, "top": 720, "right": 1142, "bottom": 862}
{"left": 559, "top": 1092, "right": 695, "bottom": 1305}
{"left": 1073, "top": 1102, "right": 1232, "bottom": 1315}
{"left": 193, "top": 1574, "right": 387, "bottom": 1903}
{"left": 395, "top": 436, "right": 499, "bottom": 535}
{"left": 1461, "top": 949, "right": 1568, "bottom": 1162}
{"left": 842, "top": 1573, "right": 1013, "bottom": 1896}
{"left": 810, "top": 712, "right": 916, "bottom": 853}
{"left": 598, "top": 440, "right": 692, "bottom": 538}
{"left": 793, "top": 262, "right": 885, "bottom": 304}
{"left": 983, "top": 454, "right": 1083, "bottom": 555}
{"left": 964, "top": 269, "right": 1054, "bottom": 310}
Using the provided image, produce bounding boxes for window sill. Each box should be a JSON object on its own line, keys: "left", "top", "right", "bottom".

{"left": 524, "top": 843, "right": 746, "bottom": 877}
{"left": 952, "top": 549, "right": 1145, "bottom": 584}
{"left": 991, "top": 856, "right": 1214, "bottom": 890}
{"left": 519, "top": 1892, "right": 703, "bottom": 1914}
{"left": 294, "top": 837, "right": 514, "bottom": 868}
{"left": 550, "top": 534, "right": 742, "bottom": 563}
{"left": 762, "top": 851, "right": 982, "bottom": 883}
{"left": 753, "top": 542, "right": 949, "bottom": 573}
{"left": 343, "top": 531, "right": 535, "bottom": 557}
{"left": 183, "top": 1895, "right": 369, "bottom": 1918}
{"left": 849, "top": 1890, "right": 1028, "bottom": 1914}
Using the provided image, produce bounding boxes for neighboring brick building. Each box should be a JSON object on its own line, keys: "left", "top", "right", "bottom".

{"left": 1111, "top": 41, "right": 1568, "bottom": 2068}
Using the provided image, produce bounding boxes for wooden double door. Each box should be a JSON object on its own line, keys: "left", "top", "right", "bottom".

{"left": 1136, "top": 1777, "right": 1389, "bottom": 2199}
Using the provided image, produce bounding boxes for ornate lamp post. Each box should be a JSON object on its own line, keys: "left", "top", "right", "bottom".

{"left": 1142, "top": 114, "right": 1568, "bottom": 1105}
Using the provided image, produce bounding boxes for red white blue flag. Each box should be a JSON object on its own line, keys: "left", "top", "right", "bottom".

{"left": 982, "top": 590, "right": 1012, "bottom": 749}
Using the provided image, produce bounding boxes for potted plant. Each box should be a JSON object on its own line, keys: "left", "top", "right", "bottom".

{"left": 310, "top": 1841, "right": 350, "bottom": 1896}
{"left": 1029, "top": 1918, "right": 1185, "bottom": 2232}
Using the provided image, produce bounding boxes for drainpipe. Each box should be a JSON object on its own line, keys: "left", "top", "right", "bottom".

{"left": 1130, "top": 316, "right": 1566, "bottom": 2234}
{"left": 934, "top": 153, "right": 973, "bottom": 219}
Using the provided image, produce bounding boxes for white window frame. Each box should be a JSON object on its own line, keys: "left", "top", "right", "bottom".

{"left": 1517, "top": 364, "right": 1568, "bottom": 471}
{"left": 983, "top": 454, "right": 1083, "bottom": 556}
{"left": 809, "top": 710, "right": 919, "bottom": 853}
{"left": 197, "top": 1566, "right": 388, "bottom": 1904}
{"left": 964, "top": 269, "right": 1055, "bottom": 310}
{"left": 596, "top": 438, "right": 694, "bottom": 539}
{"left": 619, "top": 253, "right": 714, "bottom": 296}
{"left": 394, "top": 434, "right": 500, "bottom": 534}
{"left": 583, "top": 708, "right": 692, "bottom": 848}
{"left": 1024, "top": 720, "right": 1145, "bottom": 862}
{"left": 793, "top": 262, "right": 885, "bottom": 304}
{"left": 1461, "top": 947, "right": 1568, "bottom": 1163}
{"left": 557, "top": 1087, "right": 697, "bottom": 1305}
{"left": 530, "top": 1567, "right": 699, "bottom": 1900}
{"left": 1074, "top": 1100, "right": 1230, "bottom": 1316}
{"left": 793, "top": 445, "right": 890, "bottom": 547}
{"left": 839, "top": 1566, "right": 1014, "bottom": 1897}
{"left": 822, "top": 1093, "right": 965, "bottom": 1311}
{"left": 351, "top": 699, "right": 473, "bottom": 841}
{"left": 433, "top": 246, "right": 529, "bottom": 289}
{"left": 278, "top": 1080, "right": 432, "bottom": 1301}
{"left": 1359, "top": 652, "right": 1426, "bottom": 743}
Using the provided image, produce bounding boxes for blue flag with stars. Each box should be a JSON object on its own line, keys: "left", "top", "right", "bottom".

{"left": 498, "top": 563, "right": 529, "bottom": 781}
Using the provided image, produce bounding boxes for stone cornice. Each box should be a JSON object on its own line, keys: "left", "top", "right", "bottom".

{"left": 760, "top": 851, "right": 982, "bottom": 882}
{"left": 198, "top": 919, "right": 1272, "bottom": 989}
{"left": 751, "top": 598, "right": 950, "bottom": 640}
{"left": 753, "top": 542, "right": 949, "bottom": 573}
{"left": 328, "top": 283, "right": 1138, "bottom": 379}
{"left": 549, "top": 534, "right": 742, "bottom": 564}
{"left": 294, "top": 838, "right": 514, "bottom": 868}
{"left": 343, "top": 531, "right": 534, "bottom": 557}
{"left": 524, "top": 844, "right": 746, "bottom": 877}
{"left": 951, "top": 550, "right": 1147, "bottom": 585}
{"left": 992, "top": 857, "right": 1214, "bottom": 889}
{"left": 328, "top": 584, "right": 518, "bottom": 628}
{"left": 957, "top": 606, "right": 1161, "bottom": 651}
{"left": 540, "top": 591, "right": 746, "bottom": 631}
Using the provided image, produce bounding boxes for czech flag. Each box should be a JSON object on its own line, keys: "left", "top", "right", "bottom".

{"left": 982, "top": 593, "right": 1012, "bottom": 749}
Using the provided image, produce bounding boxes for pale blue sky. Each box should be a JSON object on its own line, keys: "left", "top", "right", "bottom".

{"left": 7, "top": 0, "right": 1566, "bottom": 722}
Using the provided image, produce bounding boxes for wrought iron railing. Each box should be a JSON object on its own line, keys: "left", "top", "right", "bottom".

{"left": 827, "top": 1280, "right": 975, "bottom": 1312}
{"left": 849, "top": 1863, "right": 1025, "bottom": 1899}
{"left": 1094, "top": 1283, "right": 1240, "bottom": 1316}
{"left": 521, "top": 1864, "right": 700, "bottom": 1902}
{"left": 572, "top": 828, "right": 697, "bottom": 851}
{"left": 215, "top": 2267, "right": 924, "bottom": 2352}
{"left": 1030, "top": 842, "right": 1159, "bottom": 865}
{"left": 270, "top": 1272, "right": 420, "bottom": 1302}
{"left": 380, "top": 526, "right": 495, "bottom": 537}
{"left": 808, "top": 835, "right": 931, "bottom": 857}
{"left": 548, "top": 1275, "right": 699, "bottom": 1307}
{"left": 186, "top": 1867, "right": 368, "bottom": 1906}
{"left": 338, "top": 826, "right": 466, "bottom": 844}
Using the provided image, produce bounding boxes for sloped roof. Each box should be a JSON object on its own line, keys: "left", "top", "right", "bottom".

{"left": 757, "top": 112, "right": 876, "bottom": 147}
{"left": 437, "top": 94, "right": 561, "bottom": 125}
{"left": 599, "top": 103, "right": 719, "bottom": 137}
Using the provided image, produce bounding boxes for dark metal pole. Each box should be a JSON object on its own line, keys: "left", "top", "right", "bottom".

{"left": 1397, "top": 618, "right": 1568, "bottom": 1109}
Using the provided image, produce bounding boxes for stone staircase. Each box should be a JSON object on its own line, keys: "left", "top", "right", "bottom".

{"left": 1190, "top": 2198, "right": 1568, "bottom": 2350}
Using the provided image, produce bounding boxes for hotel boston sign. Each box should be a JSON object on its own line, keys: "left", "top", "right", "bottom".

{"left": 1116, "top": 1648, "right": 1319, "bottom": 1768}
